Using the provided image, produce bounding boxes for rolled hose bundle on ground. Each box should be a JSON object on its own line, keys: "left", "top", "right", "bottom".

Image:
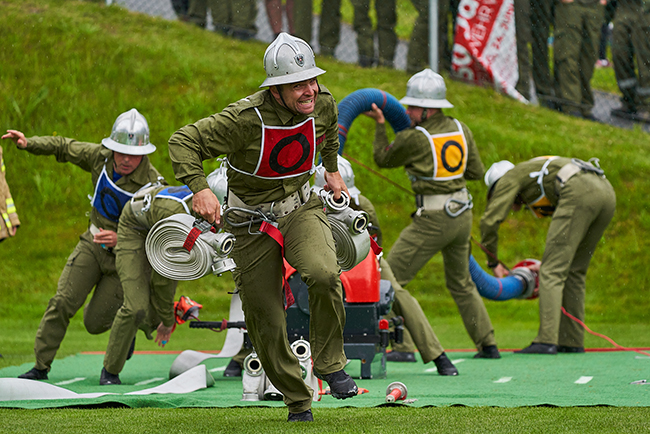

{"left": 145, "top": 213, "right": 236, "bottom": 281}
{"left": 468, "top": 254, "right": 539, "bottom": 300}
{"left": 337, "top": 88, "right": 411, "bottom": 153}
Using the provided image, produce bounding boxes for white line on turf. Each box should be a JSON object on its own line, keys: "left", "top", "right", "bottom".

{"left": 425, "top": 358, "right": 466, "bottom": 372}
{"left": 55, "top": 377, "right": 86, "bottom": 385}
{"left": 575, "top": 376, "right": 593, "bottom": 384}
{"left": 209, "top": 366, "right": 226, "bottom": 373}
{"left": 494, "top": 377, "right": 512, "bottom": 383}
{"left": 135, "top": 377, "right": 165, "bottom": 386}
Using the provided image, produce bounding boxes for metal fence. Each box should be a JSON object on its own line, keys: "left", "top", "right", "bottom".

{"left": 107, "top": 0, "right": 650, "bottom": 133}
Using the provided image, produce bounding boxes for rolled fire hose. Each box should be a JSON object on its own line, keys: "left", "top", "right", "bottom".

{"left": 337, "top": 88, "right": 412, "bottom": 154}
{"left": 321, "top": 191, "right": 371, "bottom": 271}
{"left": 469, "top": 255, "right": 540, "bottom": 300}
{"left": 145, "top": 213, "right": 236, "bottom": 281}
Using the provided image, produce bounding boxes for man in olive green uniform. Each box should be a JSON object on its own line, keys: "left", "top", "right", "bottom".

{"left": 100, "top": 185, "right": 192, "bottom": 385}
{"left": 168, "top": 33, "right": 356, "bottom": 422}
{"left": 554, "top": 0, "right": 604, "bottom": 118}
{"left": 0, "top": 145, "right": 20, "bottom": 241}
{"left": 318, "top": 0, "right": 397, "bottom": 67}
{"left": 314, "top": 157, "right": 459, "bottom": 375}
{"left": 364, "top": 69, "right": 500, "bottom": 359}
{"left": 611, "top": 0, "right": 650, "bottom": 115}
{"left": 2, "top": 109, "right": 164, "bottom": 380}
{"left": 187, "top": 0, "right": 257, "bottom": 39}
{"left": 481, "top": 157, "right": 616, "bottom": 354}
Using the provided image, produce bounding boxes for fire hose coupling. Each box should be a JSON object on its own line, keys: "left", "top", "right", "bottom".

{"left": 511, "top": 259, "right": 541, "bottom": 299}
{"left": 243, "top": 351, "right": 264, "bottom": 377}
{"left": 385, "top": 381, "right": 408, "bottom": 403}
{"left": 290, "top": 339, "right": 312, "bottom": 362}
{"left": 317, "top": 190, "right": 371, "bottom": 271}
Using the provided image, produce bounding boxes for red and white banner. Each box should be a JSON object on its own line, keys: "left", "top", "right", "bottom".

{"left": 451, "top": 0, "right": 527, "bottom": 102}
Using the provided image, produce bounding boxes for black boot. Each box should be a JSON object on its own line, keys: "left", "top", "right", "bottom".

{"left": 223, "top": 358, "right": 242, "bottom": 377}
{"left": 514, "top": 343, "right": 557, "bottom": 354}
{"left": 386, "top": 351, "right": 416, "bottom": 363}
{"left": 100, "top": 367, "right": 121, "bottom": 385}
{"left": 473, "top": 345, "right": 501, "bottom": 359}
{"left": 314, "top": 369, "right": 358, "bottom": 399}
{"left": 18, "top": 367, "right": 48, "bottom": 380}
{"left": 433, "top": 352, "right": 458, "bottom": 376}
{"left": 288, "top": 409, "right": 313, "bottom": 422}
{"left": 558, "top": 345, "right": 585, "bottom": 353}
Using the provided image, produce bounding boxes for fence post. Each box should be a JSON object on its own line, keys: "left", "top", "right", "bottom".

{"left": 429, "top": 0, "right": 439, "bottom": 72}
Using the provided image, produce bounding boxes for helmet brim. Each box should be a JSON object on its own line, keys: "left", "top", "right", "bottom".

{"left": 260, "top": 67, "right": 327, "bottom": 88}
{"left": 399, "top": 96, "right": 453, "bottom": 109}
{"left": 101, "top": 138, "right": 156, "bottom": 155}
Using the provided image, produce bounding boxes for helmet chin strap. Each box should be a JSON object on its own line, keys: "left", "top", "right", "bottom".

{"left": 420, "top": 108, "right": 428, "bottom": 123}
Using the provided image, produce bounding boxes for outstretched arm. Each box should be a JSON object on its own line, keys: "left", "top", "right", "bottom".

{"left": 2, "top": 130, "right": 27, "bottom": 149}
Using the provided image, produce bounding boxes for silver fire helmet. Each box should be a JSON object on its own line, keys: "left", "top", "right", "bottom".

{"left": 484, "top": 160, "right": 515, "bottom": 193}
{"left": 399, "top": 69, "right": 453, "bottom": 109}
{"left": 101, "top": 108, "right": 156, "bottom": 155}
{"left": 260, "top": 32, "right": 326, "bottom": 88}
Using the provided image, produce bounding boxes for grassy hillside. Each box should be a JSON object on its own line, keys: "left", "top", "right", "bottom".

{"left": 1, "top": 0, "right": 649, "bottom": 375}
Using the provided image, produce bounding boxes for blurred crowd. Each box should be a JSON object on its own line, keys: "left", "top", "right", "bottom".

{"left": 169, "top": 0, "right": 650, "bottom": 122}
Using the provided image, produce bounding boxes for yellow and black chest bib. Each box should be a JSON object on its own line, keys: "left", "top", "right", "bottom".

{"left": 415, "top": 119, "right": 468, "bottom": 181}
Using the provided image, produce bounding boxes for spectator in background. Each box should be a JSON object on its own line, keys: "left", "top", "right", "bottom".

{"left": 264, "top": 0, "right": 313, "bottom": 42}
{"left": 530, "top": 0, "right": 556, "bottom": 108}
{"left": 187, "top": 0, "right": 257, "bottom": 40}
{"left": 406, "top": 0, "right": 455, "bottom": 73}
{"left": 514, "top": 0, "right": 532, "bottom": 100}
{"left": 611, "top": 0, "right": 650, "bottom": 116}
{"left": 553, "top": 0, "right": 605, "bottom": 119}
{"left": 318, "top": 0, "right": 397, "bottom": 68}
{"left": 595, "top": 1, "right": 616, "bottom": 68}
{"left": 172, "top": 0, "right": 190, "bottom": 20}
{"left": 0, "top": 145, "right": 20, "bottom": 242}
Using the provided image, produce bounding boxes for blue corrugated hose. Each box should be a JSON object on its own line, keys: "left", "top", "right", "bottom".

{"left": 337, "top": 88, "right": 411, "bottom": 154}
{"left": 468, "top": 254, "right": 526, "bottom": 300}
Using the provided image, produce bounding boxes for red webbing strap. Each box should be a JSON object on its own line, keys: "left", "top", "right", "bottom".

{"left": 183, "top": 227, "right": 202, "bottom": 252}
{"left": 369, "top": 236, "right": 383, "bottom": 255}
{"left": 259, "top": 221, "right": 295, "bottom": 309}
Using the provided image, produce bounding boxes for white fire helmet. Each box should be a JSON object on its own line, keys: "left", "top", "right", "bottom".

{"left": 206, "top": 162, "right": 228, "bottom": 205}
{"left": 313, "top": 155, "right": 361, "bottom": 203}
{"left": 484, "top": 160, "right": 515, "bottom": 195}
{"left": 101, "top": 108, "right": 156, "bottom": 155}
{"left": 399, "top": 69, "right": 453, "bottom": 109}
{"left": 260, "top": 32, "right": 326, "bottom": 88}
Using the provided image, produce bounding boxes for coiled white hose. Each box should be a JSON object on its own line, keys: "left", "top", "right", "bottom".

{"left": 145, "top": 213, "right": 236, "bottom": 281}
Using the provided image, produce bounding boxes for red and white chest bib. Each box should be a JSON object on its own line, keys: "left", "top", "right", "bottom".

{"left": 229, "top": 107, "right": 317, "bottom": 179}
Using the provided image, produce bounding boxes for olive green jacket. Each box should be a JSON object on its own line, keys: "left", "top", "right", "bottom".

{"left": 168, "top": 87, "right": 340, "bottom": 206}
{"left": 372, "top": 111, "right": 484, "bottom": 195}
{"left": 479, "top": 156, "right": 572, "bottom": 260}
{"left": 24, "top": 136, "right": 164, "bottom": 232}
